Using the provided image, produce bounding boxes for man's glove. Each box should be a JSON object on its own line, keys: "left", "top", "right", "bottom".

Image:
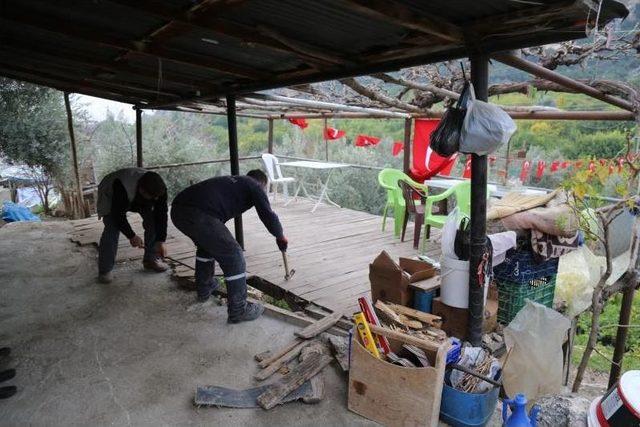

{"left": 276, "top": 236, "right": 288, "bottom": 252}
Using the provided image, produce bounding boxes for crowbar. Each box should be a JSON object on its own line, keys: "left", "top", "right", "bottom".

{"left": 281, "top": 251, "right": 295, "bottom": 280}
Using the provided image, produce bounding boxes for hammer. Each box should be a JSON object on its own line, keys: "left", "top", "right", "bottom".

{"left": 281, "top": 251, "right": 295, "bottom": 280}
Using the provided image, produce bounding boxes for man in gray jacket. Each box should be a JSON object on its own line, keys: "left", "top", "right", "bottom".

{"left": 171, "top": 170, "right": 287, "bottom": 324}
{"left": 97, "top": 168, "right": 169, "bottom": 283}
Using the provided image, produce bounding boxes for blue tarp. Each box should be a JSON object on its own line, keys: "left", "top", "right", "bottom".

{"left": 2, "top": 201, "right": 40, "bottom": 222}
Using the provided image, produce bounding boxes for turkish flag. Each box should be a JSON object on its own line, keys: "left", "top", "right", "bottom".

{"left": 588, "top": 160, "right": 596, "bottom": 172}
{"left": 355, "top": 134, "right": 381, "bottom": 147}
{"left": 575, "top": 160, "right": 584, "bottom": 168}
{"left": 599, "top": 159, "right": 607, "bottom": 166}
{"left": 462, "top": 156, "right": 472, "bottom": 178}
{"left": 535, "top": 160, "right": 546, "bottom": 180}
{"left": 550, "top": 160, "right": 560, "bottom": 173}
{"left": 561, "top": 161, "right": 570, "bottom": 169}
{"left": 618, "top": 157, "right": 625, "bottom": 172}
{"left": 520, "top": 160, "right": 531, "bottom": 182}
{"left": 392, "top": 142, "right": 404, "bottom": 157}
{"left": 288, "top": 118, "right": 308, "bottom": 129}
{"left": 324, "top": 127, "right": 345, "bottom": 140}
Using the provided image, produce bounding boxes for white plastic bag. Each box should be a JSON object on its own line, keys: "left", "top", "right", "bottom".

{"left": 460, "top": 97, "right": 517, "bottom": 155}
{"left": 555, "top": 246, "right": 604, "bottom": 318}
{"left": 441, "top": 207, "right": 461, "bottom": 260}
{"left": 503, "top": 301, "right": 571, "bottom": 403}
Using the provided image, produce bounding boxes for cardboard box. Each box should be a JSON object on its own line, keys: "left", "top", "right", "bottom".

{"left": 369, "top": 251, "right": 437, "bottom": 306}
{"left": 432, "top": 297, "right": 498, "bottom": 340}
{"left": 348, "top": 335, "right": 447, "bottom": 427}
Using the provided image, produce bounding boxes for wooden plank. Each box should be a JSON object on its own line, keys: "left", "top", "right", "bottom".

{"left": 295, "top": 312, "right": 344, "bottom": 339}
{"left": 369, "top": 324, "right": 443, "bottom": 352}
{"left": 257, "top": 353, "right": 333, "bottom": 410}
{"left": 257, "top": 338, "right": 303, "bottom": 369}
{"left": 254, "top": 340, "right": 312, "bottom": 381}
{"left": 385, "top": 302, "right": 442, "bottom": 327}
{"left": 300, "top": 341, "right": 329, "bottom": 403}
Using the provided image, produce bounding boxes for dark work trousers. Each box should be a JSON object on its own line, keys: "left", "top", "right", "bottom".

{"left": 170, "top": 205, "right": 247, "bottom": 318}
{"left": 98, "top": 210, "right": 157, "bottom": 275}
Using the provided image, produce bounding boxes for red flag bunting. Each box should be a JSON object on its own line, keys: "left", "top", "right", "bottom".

{"left": 588, "top": 160, "right": 596, "bottom": 172}
{"left": 599, "top": 159, "right": 607, "bottom": 166}
{"left": 489, "top": 156, "right": 497, "bottom": 165}
{"left": 354, "top": 134, "right": 381, "bottom": 147}
{"left": 324, "top": 127, "right": 345, "bottom": 140}
{"left": 561, "top": 161, "right": 570, "bottom": 169}
{"left": 462, "top": 156, "right": 472, "bottom": 178}
{"left": 288, "top": 118, "right": 308, "bottom": 129}
{"left": 575, "top": 160, "right": 584, "bottom": 168}
{"left": 520, "top": 160, "right": 531, "bottom": 182}
{"left": 392, "top": 142, "right": 404, "bottom": 157}
{"left": 550, "top": 160, "right": 560, "bottom": 173}
{"left": 609, "top": 165, "right": 615, "bottom": 175}
{"left": 618, "top": 157, "right": 625, "bottom": 172}
{"left": 535, "top": 160, "right": 546, "bottom": 180}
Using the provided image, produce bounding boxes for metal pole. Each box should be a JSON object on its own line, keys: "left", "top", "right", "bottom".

{"left": 608, "top": 284, "right": 636, "bottom": 387}
{"left": 467, "top": 55, "right": 489, "bottom": 346}
{"left": 135, "top": 108, "right": 143, "bottom": 167}
{"left": 403, "top": 118, "right": 412, "bottom": 174}
{"left": 226, "top": 94, "right": 244, "bottom": 248}
{"left": 63, "top": 92, "right": 84, "bottom": 218}
{"left": 323, "top": 117, "right": 329, "bottom": 161}
{"left": 267, "top": 118, "right": 274, "bottom": 154}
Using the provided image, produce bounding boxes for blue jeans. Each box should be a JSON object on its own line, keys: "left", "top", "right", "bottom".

{"left": 98, "top": 211, "right": 157, "bottom": 275}
{"left": 170, "top": 205, "right": 247, "bottom": 318}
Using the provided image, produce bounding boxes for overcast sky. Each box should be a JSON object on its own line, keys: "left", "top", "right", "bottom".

{"left": 76, "top": 94, "right": 137, "bottom": 123}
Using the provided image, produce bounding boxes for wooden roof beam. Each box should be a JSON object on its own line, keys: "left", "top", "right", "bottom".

{"left": 341, "top": 0, "right": 463, "bottom": 43}
{"left": 1, "top": 8, "right": 267, "bottom": 80}
{"left": 493, "top": 53, "right": 635, "bottom": 112}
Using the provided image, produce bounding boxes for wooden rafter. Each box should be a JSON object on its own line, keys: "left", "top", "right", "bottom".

{"left": 340, "top": 78, "right": 421, "bottom": 112}
{"left": 341, "top": 0, "right": 463, "bottom": 43}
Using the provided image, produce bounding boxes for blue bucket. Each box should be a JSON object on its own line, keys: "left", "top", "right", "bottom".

{"left": 414, "top": 289, "right": 434, "bottom": 313}
{"left": 440, "top": 382, "right": 500, "bottom": 427}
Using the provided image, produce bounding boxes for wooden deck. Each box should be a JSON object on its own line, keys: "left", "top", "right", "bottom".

{"left": 70, "top": 198, "right": 441, "bottom": 315}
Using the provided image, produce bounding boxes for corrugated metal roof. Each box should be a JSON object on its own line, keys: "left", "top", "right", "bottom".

{"left": 0, "top": 0, "right": 628, "bottom": 108}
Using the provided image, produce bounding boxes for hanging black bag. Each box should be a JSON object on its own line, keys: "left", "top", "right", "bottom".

{"left": 429, "top": 80, "right": 473, "bottom": 157}
{"left": 454, "top": 216, "right": 471, "bottom": 261}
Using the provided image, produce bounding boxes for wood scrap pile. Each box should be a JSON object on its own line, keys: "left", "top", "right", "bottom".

{"left": 195, "top": 312, "right": 348, "bottom": 410}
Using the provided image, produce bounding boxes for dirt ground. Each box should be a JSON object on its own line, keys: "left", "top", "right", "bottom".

{"left": 0, "top": 220, "right": 377, "bottom": 426}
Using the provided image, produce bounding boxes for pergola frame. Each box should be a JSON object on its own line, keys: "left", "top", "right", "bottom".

{"left": 2, "top": 1, "right": 633, "bottom": 365}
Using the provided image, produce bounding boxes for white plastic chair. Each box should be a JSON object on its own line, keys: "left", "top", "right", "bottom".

{"left": 261, "top": 153, "right": 295, "bottom": 202}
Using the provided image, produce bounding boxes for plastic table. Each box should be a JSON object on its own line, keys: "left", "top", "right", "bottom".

{"left": 279, "top": 160, "right": 350, "bottom": 212}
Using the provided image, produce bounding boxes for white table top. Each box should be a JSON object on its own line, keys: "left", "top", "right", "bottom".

{"left": 425, "top": 177, "right": 548, "bottom": 198}
{"left": 279, "top": 160, "right": 350, "bottom": 170}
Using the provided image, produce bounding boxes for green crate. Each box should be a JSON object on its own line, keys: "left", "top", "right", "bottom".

{"left": 497, "top": 275, "right": 556, "bottom": 325}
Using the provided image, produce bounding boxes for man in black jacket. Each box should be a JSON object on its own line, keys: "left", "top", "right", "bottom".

{"left": 96, "top": 168, "right": 169, "bottom": 283}
{"left": 171, "top": 170, "right": 288, "bottom": 324}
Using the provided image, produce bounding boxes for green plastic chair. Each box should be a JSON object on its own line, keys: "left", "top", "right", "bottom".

{"left": 421, "top": 180, "right": 472, "bottom": 251}
{"left": 378, "top": 169, "right": 426, "bottom": 237}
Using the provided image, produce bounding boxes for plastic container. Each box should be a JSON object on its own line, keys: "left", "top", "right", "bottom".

{"left": 588, "top": 396, "right": 601, "bottom": 427}
{"left": 493, "top": 249, "right": 558, "bottom": 284}
{"left": 440, "top": 382, "right": 500, "bottom": 427}
{"left": 414, "top": 289, "right": 435, "bottom": 313}
{"left": 440, "top": 256, "right": 487, "bottom": 309}
{"left": 595, "top": 370, "right": 640, "bottom": 426}
{"left": 497, "top": 276, "right": 556, "bottom": 324}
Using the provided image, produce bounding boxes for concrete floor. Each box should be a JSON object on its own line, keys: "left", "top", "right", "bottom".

{"left": 0, "top": 221, "right": 377, "bottom": 426}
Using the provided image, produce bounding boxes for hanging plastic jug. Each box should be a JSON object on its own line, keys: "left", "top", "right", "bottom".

{"left": 502, "top": 394, "right": 540, "bottom": 427}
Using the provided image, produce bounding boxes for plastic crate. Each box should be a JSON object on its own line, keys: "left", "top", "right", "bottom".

{"left": 497, "top": 275, "right": 556, "bottom": 324}
{"left": 493, "top": 249, "right": 558, "bottom": 284}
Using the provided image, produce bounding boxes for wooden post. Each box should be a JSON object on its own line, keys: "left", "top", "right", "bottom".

{"left": 267, "top": 118, "right": 274, "bottom": 154}
{"left": 608, "top": 284, "right": 636, "bottom": 387}
{"left": 323, "top": 118, "right": 329, "bottom": 161}
{"left": 467, "top": 55, "right": 489, "bottom": 346}
{"left": 63, "top": 92, "right": 84, "bottom": 218}
{"left": 226, "top": 94, "right": 244, "bottom": 248}
{"left": 403, "top": 118, "right": 411, "bottom": 174}
{"left": 135, "top": 108, "right": 143, "bottom": 167}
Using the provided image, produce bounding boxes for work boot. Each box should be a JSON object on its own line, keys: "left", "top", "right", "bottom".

{"left": 0, "top": 386, "right": 16, "bottom": 399}
{"left": 228, "top": 302, "right": 265, "bottom": 324}
{"left": 0, "top": 369, "right": 15, "bottom": 383}
{"left": 143, "top": 258, "right": 169, "bottom": 272}
{"left": 98, "top": 272, "right": 113, "bottom": 284}
{"left": 196, "top": 279, "right": 221, "bottom": 303}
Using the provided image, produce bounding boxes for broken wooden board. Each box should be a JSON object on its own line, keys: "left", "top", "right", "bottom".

{"left": 300, "top": 340, "right": 329, "bottom": 404}
{"left": 294, "top": 311, "right": 344, "bottom": 339}
{"left": 369, "top": 324, "right": 442, "bottom": 352}
{"left": 256, "top": 338, "right": 303, "bottom": 369}
{"left": 254, "top": 340, "right": 312, "bottom": 381}
{"left": 257, "top": 353, "right": 333, "bottom": 410}
{"left": 385, "top": 302, "right": 442, "bottom": 327}
{"left": 327, "top": 335, "right": 349, "bottom": 372}
{"left": 195, "top": 382, "right": 312, "bottom": 408}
